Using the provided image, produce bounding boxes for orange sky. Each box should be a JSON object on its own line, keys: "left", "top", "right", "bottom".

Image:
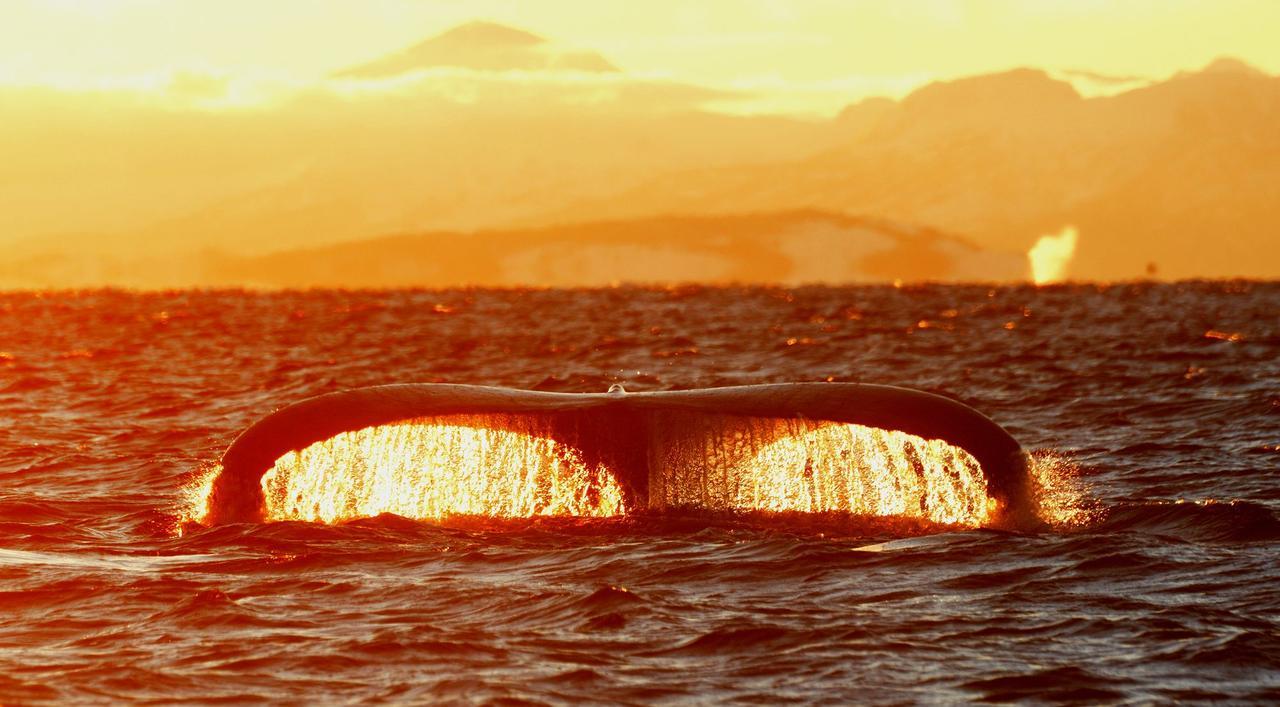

{"left": 2, "top": 0, "right": 1278, "bottom": 114}
{"left": 2, "top": 0, "right": 1277, "bottom": 286}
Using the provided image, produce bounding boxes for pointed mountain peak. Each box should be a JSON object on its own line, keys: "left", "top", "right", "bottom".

{"left": 431, "top": 21, "right": 546, "bottom": 48}
{"left": 1199, "top": 57, "right": 1266, "bottom": 77}
{"left": 903, "top": 68, "right": 1080, "bottom": 115}
{"left": 333, "top": 20, "right": 618, "bottom": 79}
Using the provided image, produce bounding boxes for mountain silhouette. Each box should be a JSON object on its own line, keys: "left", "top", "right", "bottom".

{"left": 201, "top": 210, "right": 1027, "bottom": 287}
{"left": 549, "top": 58, "right": 1280, "bottom": 279}
{"left": 333, "top": 21, "right": 618, "bottom": 78}
{"left": 4, "top": 23, "right": 1277, "bottom": 287}
{"left": 0, "top": 211, "right": 1023, "bottom": 289}
{"left": 2, "top": 210, "right": 1029, "bottom": 289}
{"left": 1197, "top": 56, "right": 1267, "bottom": 77}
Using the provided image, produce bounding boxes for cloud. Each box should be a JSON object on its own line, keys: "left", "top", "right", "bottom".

{"left": 167, "top": 71, "right": 231, "bottom": 101}
{"left": 1052, "top": 68, "right": 1154, "bottom": 97}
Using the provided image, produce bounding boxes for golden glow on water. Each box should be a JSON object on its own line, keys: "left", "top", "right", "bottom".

{"left": 260, "top": 416, "right": 625, "bottom": 523}
{"left": 653, "top": 417, "right": 993, "bottom": 526}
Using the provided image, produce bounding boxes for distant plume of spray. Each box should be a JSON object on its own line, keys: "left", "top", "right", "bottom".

{"left": 1028, "top": 226, "right": 1078, "bottom": 284}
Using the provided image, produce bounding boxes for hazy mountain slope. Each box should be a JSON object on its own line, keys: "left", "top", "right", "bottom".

{"left": 547, "top": 61, "right": 1280, "bottom": 279}
{"left": 4, "top": 22, "right": 841, "bottom": 260}
{"left": 199, "top": 210, "right": 1028, "bottom": 288}
{"left": 103, "top": 105, "right": 841, "bottom": 258}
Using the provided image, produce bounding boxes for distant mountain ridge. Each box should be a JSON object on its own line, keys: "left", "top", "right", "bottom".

{"left": 3, "top": 16, "right": 1277, "bottom": 286}
{"left": 204, "top": 210, "right": 1029, "bottom": 288}
{"left": 547, "top": 58, "right": 1280, "bottom": 279}
{"left": 0, "top": 210, "right": 1025, "bottom": 289}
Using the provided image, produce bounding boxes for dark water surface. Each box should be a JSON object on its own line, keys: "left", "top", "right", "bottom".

{"left": 1, "top": 283, "right": 1278, "bottom": 703}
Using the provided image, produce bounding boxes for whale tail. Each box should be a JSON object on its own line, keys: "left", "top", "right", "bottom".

{"left": 200, "top": 383, "right": 1033, "bottom": 529}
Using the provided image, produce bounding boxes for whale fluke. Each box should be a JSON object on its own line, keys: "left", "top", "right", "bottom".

{"left": 205, "top": 383, "right": 1031, "bottom": 527}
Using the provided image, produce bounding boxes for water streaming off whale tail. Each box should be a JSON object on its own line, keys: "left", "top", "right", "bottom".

{"left": 183, "top": 411, "right": 1005, "bottom": 528}
{"left": 260, "top": 415, "right": 627, "bottom": 523}
{"left": 648, "top": 413, "right": 993, "bottom": 525}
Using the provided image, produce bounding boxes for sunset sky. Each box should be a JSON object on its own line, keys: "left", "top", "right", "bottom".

{"left": 3, "top": 0, "right": 1278, "bottom": 114}
{"left": 3, "top": 0, "right": 1277, "bottom": 286}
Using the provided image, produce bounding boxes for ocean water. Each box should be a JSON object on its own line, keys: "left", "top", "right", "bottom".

{"left": 1, "top": 282, "right": 1278, "bottom": 703}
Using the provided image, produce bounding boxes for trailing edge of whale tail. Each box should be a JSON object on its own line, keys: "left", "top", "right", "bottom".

{"left": 205, "top": 383, "right": 1034, "bottom": 528}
